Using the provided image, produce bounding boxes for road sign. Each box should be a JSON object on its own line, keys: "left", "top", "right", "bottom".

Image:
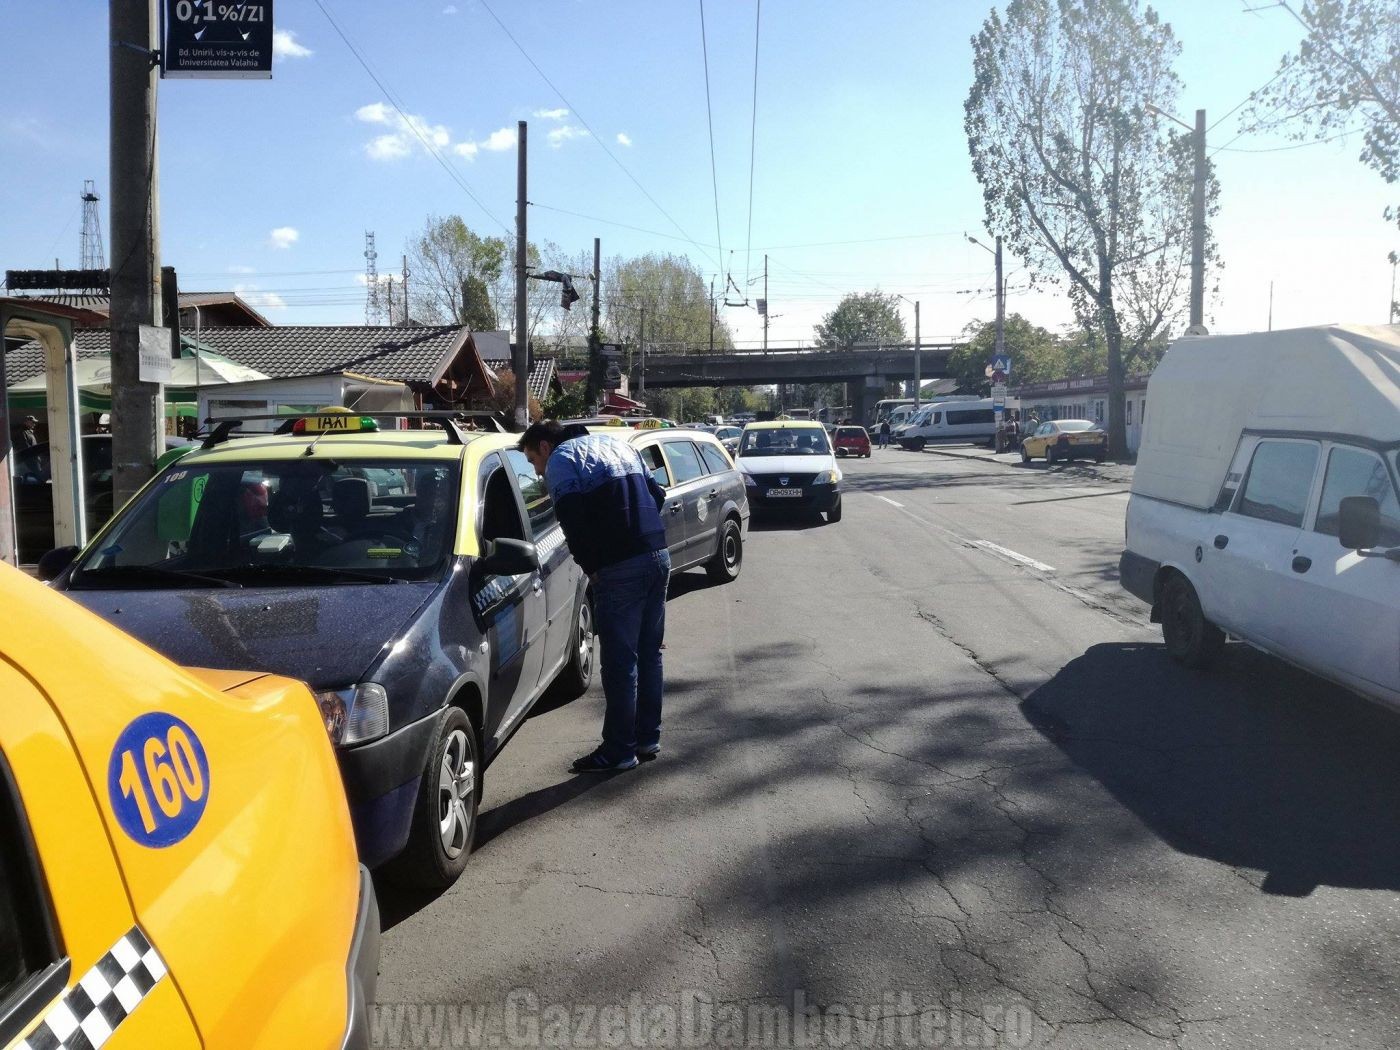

{"left": 161, "top": 0, "right": 275, "bottom": 80}
{"left": 991, "top": 382, "right": 1008, "bottom": 409}
{"left": 138, "top": 325, "right": 172, "bottom": 384}
{"left": 991, "top": 354, "right": 1012, "bottom": 374}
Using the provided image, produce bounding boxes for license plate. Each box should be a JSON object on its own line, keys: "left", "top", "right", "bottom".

{"left": 767, "top": 487, "right": 804, "bottom": 498}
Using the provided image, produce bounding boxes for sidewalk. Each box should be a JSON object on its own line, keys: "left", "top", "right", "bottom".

{"left": 897, "top": 442, "right": 1136, "bottom": 485}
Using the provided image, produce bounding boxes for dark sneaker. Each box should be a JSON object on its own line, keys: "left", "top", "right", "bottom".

{"left": 636, "top": 743, "right": 661, "bottom": 762}
{"left": 570, "top": 750, "right": 639, "bottom": 773}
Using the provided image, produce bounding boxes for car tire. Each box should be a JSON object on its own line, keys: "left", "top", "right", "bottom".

{"left": 553, "top": 590, "right": 596, "bottom": 699}
{"left": 1045, "top": 446, "right": 1057, "bottom": 465}
{"left": 388, "top": 707, "right": 479, "bottom": 890}
{"left": 1094, "top": 453, "right": 1107, "bottom": 463}
{"left": 825, "top": 496, "right": 843, "bottom": 524}
{"left": 1020, "top": 445, "right": 1030, "bottom": 464}
{"left": 705, "top": 518, "right": 743, "bottom": 583}
{"left": 1160, "top": 575, "right": 1226, "bottom": 669}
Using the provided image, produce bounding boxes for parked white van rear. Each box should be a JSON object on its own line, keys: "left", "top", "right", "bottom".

{"left": 1120, "top": 324, "right": 1400, "bottom": 710}
{"left": 895, "top": 398, "right": 998, "bottom": 450}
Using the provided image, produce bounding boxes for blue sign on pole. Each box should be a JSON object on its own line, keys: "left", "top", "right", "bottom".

{"left": 992, "top": 354, "right": 1012, "bottom": 374}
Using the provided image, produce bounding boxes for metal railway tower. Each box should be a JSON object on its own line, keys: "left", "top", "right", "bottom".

{"left": 79, "top": 179, "right": 105, "bottom": 270}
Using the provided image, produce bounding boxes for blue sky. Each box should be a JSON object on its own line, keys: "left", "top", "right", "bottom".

{"left": 2, "top": 0, "right": 1394, "bottom": 352}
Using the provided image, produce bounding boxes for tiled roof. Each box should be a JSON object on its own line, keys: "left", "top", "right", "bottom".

{"left": 5, "top": 325, "right": 477, "bottom": 388}
{"left": 3, "top": 291, "right": 273, "bottom": 326}
{"left": 482, "top": 355, "right": 558, "bottom": 401}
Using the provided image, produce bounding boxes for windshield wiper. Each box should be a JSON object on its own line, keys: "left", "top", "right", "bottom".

{"left": 72, "top": 564, "right": 242, "bottom": 589}
{"left": 202, "top": 564, "right": 404, "bottom": 585}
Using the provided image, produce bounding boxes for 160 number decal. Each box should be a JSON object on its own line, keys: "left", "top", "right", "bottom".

{"left": 107, "top": 713, "right": 211, "bottom": 847}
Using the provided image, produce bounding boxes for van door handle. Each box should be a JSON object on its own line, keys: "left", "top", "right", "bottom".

{"left": 1292, "top": 556, "right": 1312, "bottom": 574}
{"left": 1213, "top": 534, "right": 1229, "bottom": 549}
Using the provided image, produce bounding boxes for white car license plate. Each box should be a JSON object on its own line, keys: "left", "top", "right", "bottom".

{"left": 768, "top": 487, "right": 804, "bottom": 498}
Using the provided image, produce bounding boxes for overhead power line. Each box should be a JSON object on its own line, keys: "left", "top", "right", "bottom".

{"left": 698, "top": 0, "right": 726, "bottom": 281}
{"left": 743, "top": 0, "right": 762, "bottom": 288}
{"left": 311, "top": 0, "right": 510, "bottom": 234}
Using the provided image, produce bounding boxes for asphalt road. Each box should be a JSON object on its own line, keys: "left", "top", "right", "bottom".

{"left": 374, "top": 447, "right": 1400, "bottom": 1049}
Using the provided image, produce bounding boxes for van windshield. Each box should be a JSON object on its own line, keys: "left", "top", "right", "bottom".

{"left": 68, "top": 459, "right": 461, "bottom": 588}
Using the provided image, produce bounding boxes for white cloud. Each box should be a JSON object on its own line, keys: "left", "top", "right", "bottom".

{"left": 233, "top": 283, "right": 287, "bottom": 310}
{"left": 443, "top": 4, "right": 458, "bottom": 12}
{"left": 453, "top": 141, "right": 479, "bottom": 159}
{"left": 547, "top": 125, "right": 588, "bottom": 148}
{"left": 355, "top": 102, "right": 452, "bottom": 160}
{"left": 268, "top": 226, "right": 299, "bottom": 249}
{"left": 272, "top": 29, "right": 313, "bottom": 59}
{"left": 481, "top": 127, "right": 518, "bottom": 152}
{"left": 534, "top": 107, "right": 569, "bottom": 121}
{"left": 355, "top": 102, "right": 393, "bottom": 125}
{"left": 227, "top": 264, "right": 257, "bottom": 274}
{"left": 616, "top": 132, "right": 632, "bottom": 147}
{"left": 366, "top": 134, "right": 411, "bottom": 161}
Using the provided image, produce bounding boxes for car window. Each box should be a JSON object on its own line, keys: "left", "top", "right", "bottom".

{"left": 662, "top": 440, "right": 706, "bottom": 484}
{"left": 1234, "top": 440, "right": 1319, "bottom": 528}
{"left": 1057, "top": 420, "right": 1095, "bottom": 432}
{"left": 502, "top": 449, "right": 557, "bottom": 538}
{"left": 946, "top": 409, "right": 995, "bottom": 425}
{"left": 0, "top": 750, "right": 62, "bottom": 1019}
{"left": 698, "top": 442, "right": 732, "bottom": 474}
{"left": 637, "top": 443, "right": 671, "bottom": 487}
{"left": 480, "top": 464, "right": 527, "bottom": 545}
{"left": 738, "top": 427, "right": 833, "bottom": 456}
{"left": 1038, "top": 423, "right": 1054, "bottom": 436}
{"left": 1314, "top": 445, "right": 1400, "bottom": 546}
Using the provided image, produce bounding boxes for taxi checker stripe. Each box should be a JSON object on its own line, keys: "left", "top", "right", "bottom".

{"left": 18, "top": 927, "right": 167, "bottom": 1050}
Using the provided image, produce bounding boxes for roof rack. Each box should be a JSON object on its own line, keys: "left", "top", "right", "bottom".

{"left": 197, "top": 410, "right": 512, "bottom": 450}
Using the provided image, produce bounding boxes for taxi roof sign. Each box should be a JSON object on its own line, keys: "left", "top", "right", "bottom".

{"left": 293, "top": 411, "right": 379, "bottom": 435}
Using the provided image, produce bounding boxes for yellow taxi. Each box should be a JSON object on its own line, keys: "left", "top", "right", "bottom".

{"left": 1020, "top": 418, "right": 1108, "bottom": 464}
{"left": 0, "top": 563, "right": 378, "bottom": 1050}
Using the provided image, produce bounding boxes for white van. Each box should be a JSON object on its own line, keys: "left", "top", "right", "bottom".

{"left": 1120, "top": 324, "right": 1400, "bottom": 710}
{"left": 895, "top": 398, "right": 998, "bottom": 450}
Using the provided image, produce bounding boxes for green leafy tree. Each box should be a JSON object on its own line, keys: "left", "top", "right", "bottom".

{"left": 543, "top": 378, "right": 590, "bottom": 420}
{"left": 948, "top": 315, "right": 1065, "bottom": 394}
{"left": 813, "top": 292, "right": 907, "bottom": 349}
{"left": 405, "top": 215, "right": 508, "bottom": 326}
{"left": 604, "top": 253, "right": 733, "bottom": 368}
{"left": 461, "top": 275, "right": 497, "bottom": 331}
{"left": 1243, "top": 0, "right": 1400, "bottom": 229}
{"left": 965, "top": 0, "right": 1219, "bottom": 457}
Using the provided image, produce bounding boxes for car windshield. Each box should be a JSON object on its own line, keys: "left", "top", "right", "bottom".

{"left": 1057, "top": 420, "right": 1097, "bottom": 432}
{"left": 68, "top": 458, "right": 460, "bottom": 588}
{"left": 737, "top": 428, "right": 832, "bottom": 456}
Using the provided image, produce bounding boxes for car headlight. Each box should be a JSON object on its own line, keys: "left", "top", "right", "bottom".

{"left": 814, "top": 468, "right": 842, "bottom": 485}
{"left": 314, "top": 683, "right": 390, "bottom": 746}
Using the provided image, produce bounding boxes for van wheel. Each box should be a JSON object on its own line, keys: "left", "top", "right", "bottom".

{"left": 912, "top": 438, "right": 926, "bottom": 452}
{"left": 1160, "top": 576, "right": 1225, "bottom": 668}
{"left": 388, "top": 707, "right": 479, "bottom": 889}
{"left": 706, "top": 518, "right": 743, "bottom": 582}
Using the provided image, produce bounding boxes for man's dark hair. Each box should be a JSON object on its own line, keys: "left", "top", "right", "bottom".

{"left": 519, "top": 419, "right": 588, "bottom": 452}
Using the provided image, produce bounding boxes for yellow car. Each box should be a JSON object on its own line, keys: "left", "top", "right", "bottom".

{"left": 1020, "top": 418, "right": 1108, "bottom": 464}
{"left": 0, "top": 563, "right": 378, "bottom": 1050}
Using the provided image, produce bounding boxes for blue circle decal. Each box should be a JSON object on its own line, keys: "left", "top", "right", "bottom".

{"left": 107, "top": 712, "right": 211, "bottom": 847}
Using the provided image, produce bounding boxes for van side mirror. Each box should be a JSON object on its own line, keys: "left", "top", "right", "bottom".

{"left": 479, "top": 538, "right": 539, "bottom": 576}
{"left": 1338, "top": 495, "right": 1380, "bottom": 550}
{"left": 37, "top": 546, "right": 80, "bottom": 582}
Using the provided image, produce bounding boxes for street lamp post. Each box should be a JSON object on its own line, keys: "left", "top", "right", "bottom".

{"left": 965, "top": 232, "right": 1006, "bottom": 365}
{"left": 1146, "top": 103, "right": 1208, "bottom": 334}
{"left": 894, "top": 295, "right": 921, "bottom": 411}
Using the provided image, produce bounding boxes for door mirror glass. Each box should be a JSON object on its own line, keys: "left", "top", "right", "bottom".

{"left": 36, "top": 545, "right": 79, "bottom": 582}
{"left": 1339, "top": 495, "right": 1381, "bottom": 550}
{"left": 479, "top": 537, "right": 539, "bottom": 576}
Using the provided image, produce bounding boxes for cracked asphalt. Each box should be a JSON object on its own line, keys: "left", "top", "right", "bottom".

{"left": 375, "top": 447, "right": 1400, "bottom": 1048}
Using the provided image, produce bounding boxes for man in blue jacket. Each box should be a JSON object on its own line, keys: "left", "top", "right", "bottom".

{"left": 520, "top": 420, "right": 672, "bottom": 772}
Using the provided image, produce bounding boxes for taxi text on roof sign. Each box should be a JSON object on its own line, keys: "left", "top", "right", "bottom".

{"left": 292, "top": 408, "right": 380, "bottom": 435}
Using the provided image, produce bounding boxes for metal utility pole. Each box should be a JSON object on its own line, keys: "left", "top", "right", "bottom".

{"left": 401, "top": 255, "right": 410, "bottom": 324}
{"left": 110, "top": 0, "right": 163, "bottom": 505}
{"left": 762, "top": 254, "right": 769, "bottom": 354}
{"left": 80, "top": 180, "right": 106, "bottom": 269}
{"left": 513, "top": 120, "right": 529, "bottom": 430}
{"left": 994, "top": 235, "right": 1005, "bottom": 361}
{"left": 709, "top": 276, "right": 716, "bottom": 355}
{"left": 586, "top": 237, "right": 601, "bottom": 409}
{"left": 913, "top": 301, "right": 921, "bottom": 410}
{"left": 1190, "top": 109, "right": 1206, "bottom": 331}
{"left": 638, "top": 306, "right": 646, "bottom": 400}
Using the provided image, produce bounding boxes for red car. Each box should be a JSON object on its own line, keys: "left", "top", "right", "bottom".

{"left": 833, "top": 425, "right": 872, "bottom": 458}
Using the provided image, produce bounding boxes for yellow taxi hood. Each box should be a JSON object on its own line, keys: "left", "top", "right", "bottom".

{"left": 0, "top": 566, "right": 359, "bottom": 1050}
{"left": 182, "top": 667, "right": 272, "bottom": 693}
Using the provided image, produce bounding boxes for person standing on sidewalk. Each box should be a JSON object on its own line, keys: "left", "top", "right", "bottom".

{"left": 520, "top": 421, "right": 672, "bottom": 773}
{"left": 878, "top": 419, "right": 891, "bottom": 449}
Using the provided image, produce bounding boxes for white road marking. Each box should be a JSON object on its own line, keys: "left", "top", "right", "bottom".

{"left": 973, "top": 540, "right": 1056, "bottom": 574}
{"left": 874, "top": 495, "right": 905, "bottom": 508}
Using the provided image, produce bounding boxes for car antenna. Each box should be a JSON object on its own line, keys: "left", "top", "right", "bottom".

{"left": 302, "top": 389, "right": 372, "bottom": 460}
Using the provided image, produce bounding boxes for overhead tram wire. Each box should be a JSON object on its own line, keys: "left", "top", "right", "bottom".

{"left": 529, "top": 203, "right": 717, "bottom": 249}
{"left": 311, "top": 0, "right": 511, "bottom": 235}
{"left": 743, "top": 0, "right": 762, "bottom": 288}
{"left": 475, "top": 0, "right": 722, "bottom": 273}
{"left": 698, "top": 0, "right": 726, "bottom": 283}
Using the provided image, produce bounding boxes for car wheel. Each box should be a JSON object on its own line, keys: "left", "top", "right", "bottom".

{"left": 554, "top": 590, "right": 596, "bottom": 699}
{"left": 1094, "top": 453, "right": 1107, "bottom": 463}
{"left": 825, "top": 496, "right": 843, "bottom": 524}
{"left": 1160, "top": 575, "right": 1226, "bottom": 668}
{"left": 705, "top": 518, "right": 743, "bottom": 583}
{"left": 389, "top": 707, "right": 479, "bottom": 889}
{"left": 1045, "top": 445, "right": 1057, "bottom": 465}
{"left": 1020, "top": 445, "right": 1031, "bottom": 464}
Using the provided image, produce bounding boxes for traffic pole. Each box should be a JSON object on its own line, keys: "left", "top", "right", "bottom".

{"left": 514, "top": 120, "right": 529, "bottom": 430}
{"left": 1190, "top": 109, "right": 1206, "bottom": 331}
{"left": 913, "top": 300, "right": 921, "bottom": 411}
{"left": 586, "top": 236, "right": 601, "bottom": 410}
{"left": 110, "top": 0, "right": 163, "bottom": 505}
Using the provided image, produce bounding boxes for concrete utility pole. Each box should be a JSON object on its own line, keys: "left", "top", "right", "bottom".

{"left": 586, "top": 237, "right": 601, "bottom": 409}
{"left": 762, "top": 254, "right": 769, "bottom": 355}
{"left": 709, "top": 276, "right": 716, "bottom": 355}
{"left": 513, "top": 120, "right": 529, "bottom": 430}
{"left": 110, "top": 0, "right": 163, "bottom": 505}
{"left": 913, "top": 300, "right": 921, "bottom": 411}
{"left": 638, "top": 305, "right": 646, "bottom": 401}
{"left": 995, "top": 235, "right": 1005, "bottom": 362}
{"left": 401, "top": 255, "right": 410, "bottom": 324}
{"left": 1190, "top": 109, "right": 1206, "bottom": 331}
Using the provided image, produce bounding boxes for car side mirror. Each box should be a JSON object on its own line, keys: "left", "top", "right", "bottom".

{"left": 37, "top": 545, "right": 80, "bottom": 582}
{"left": 479, "top": 538, "right": 539, "bottom": 576}
{"left": 1338, "top": 495, "right": 1381, "bottom": 550}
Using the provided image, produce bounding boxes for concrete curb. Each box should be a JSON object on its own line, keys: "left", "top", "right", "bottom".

{"left": 914, "top": 443, "right": 1135, "bottom": 483}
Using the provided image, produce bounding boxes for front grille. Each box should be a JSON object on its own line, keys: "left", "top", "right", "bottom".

{"left": 753, "top": 473, "right": 817, "bottom": 487}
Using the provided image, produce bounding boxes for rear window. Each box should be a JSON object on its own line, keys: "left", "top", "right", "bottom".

{"left": 1056, "top": 420, "right": 1097, "bottom": 432}
{"left": 697, "top": 443, "right": 732, "bottom": 474}
{"left": 661, "top": 441, "right": 706, "bottom": 484}
{"left": 835, "top": 427, "right": 866, "bottom": 438}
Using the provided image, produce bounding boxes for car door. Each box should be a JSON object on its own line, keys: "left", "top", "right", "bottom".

{"left": 1206, "top": 437, "right": 1321, "bottom": 649}
{"left": 635, "top": 442, "right": 686, "bottom": 564}
{"left": 658, "top": 438, "right": 711, "bottom": 568}
{"left": 1285, "top": 443, "right": 1400, "bottom": 696}
{"left": 501, "top": 448, "right": 578, "bottom": 691}
{"left": 473, "top": 455, "right": 547, "bottom": 746}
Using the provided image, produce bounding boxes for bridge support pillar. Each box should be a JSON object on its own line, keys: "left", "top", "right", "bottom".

{"left": 850, "top": 384, "right": 873, "bottom": 426}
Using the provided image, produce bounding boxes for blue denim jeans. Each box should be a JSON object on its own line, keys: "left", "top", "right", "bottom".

{"left": 593, "top": 549, "right": 671, "bottom": 762}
